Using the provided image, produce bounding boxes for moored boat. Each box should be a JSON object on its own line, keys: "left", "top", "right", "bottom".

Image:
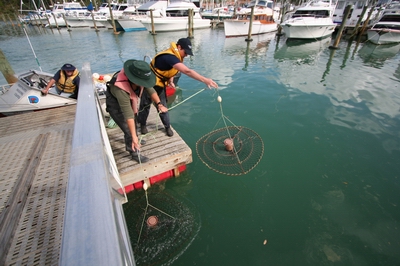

{"left": 367, "top": 4, "right": 400, "bottom": 45}
{"left": 280, "top": 0, "right": 336, "bottom": 40}
{"left": 0, "top": 70, "right": 76, "bottom": 116}
{"left": 112, "top": 0, "right": 170, "bottom": 32}
{"left": 223, "top": 0, "right": 277, "bottom": 37}
{"left": 139, "top": 0, "right": 211, "bottom": 32}
{"left": 332, "top": 0, "right": 378, "bottom": 28}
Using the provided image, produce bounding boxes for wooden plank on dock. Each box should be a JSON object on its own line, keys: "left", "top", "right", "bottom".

{"left": 0, "top": 105, "right": 75, "bottom": 265}
{"left": 106, "top": 105, "right": 192, "bottom": 187}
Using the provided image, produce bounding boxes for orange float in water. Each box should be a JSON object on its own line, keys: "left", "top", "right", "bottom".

{"left": 147, "top": 216, "right": 158, "bottom": 227}
{"left": 224, "top": 138, "right": 234, "bottom": 151}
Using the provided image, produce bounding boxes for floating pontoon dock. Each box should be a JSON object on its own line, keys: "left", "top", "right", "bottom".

{"left": 0, "top": 63, "right": 192, "bottom": 265}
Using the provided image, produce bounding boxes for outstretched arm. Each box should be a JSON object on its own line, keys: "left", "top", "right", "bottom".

{"left": 173, "top": 62, "right": 218, "bottom": 89}
{"left": 41, "top": 78, "right": 56, "bottom": 95}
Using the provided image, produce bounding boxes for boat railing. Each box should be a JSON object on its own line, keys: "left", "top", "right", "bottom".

{"left": 59, "top": 62, "right": 135, "bottom": 266}
{"left": 0, "top": 84, "right": 12, "bottom": 95}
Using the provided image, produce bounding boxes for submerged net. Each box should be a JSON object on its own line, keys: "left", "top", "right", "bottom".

{"left": 123, "top": 188, "right": 200, "bottom": 265}
{"left": 196, "top": 126, "right": 264, "bottom": 176}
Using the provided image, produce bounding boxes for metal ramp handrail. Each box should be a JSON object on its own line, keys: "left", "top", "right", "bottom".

{"left": 60, "top": 62, "right": 135, "bottom": 266}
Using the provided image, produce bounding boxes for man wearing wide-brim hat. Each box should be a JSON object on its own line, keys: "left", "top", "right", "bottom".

{"left": 105, "top": 59, "right": 167, "bottom": 163}
{"left": 41, "top": 63, "right": 80, "bottom": 99}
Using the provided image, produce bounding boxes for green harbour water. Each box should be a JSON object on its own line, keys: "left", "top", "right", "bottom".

{"left": 1, "top": 25, "right": 400, "bottom": 265}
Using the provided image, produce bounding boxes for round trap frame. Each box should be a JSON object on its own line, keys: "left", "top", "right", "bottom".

{"left": 196, "top": 126, "right": 264, "bottom": 175}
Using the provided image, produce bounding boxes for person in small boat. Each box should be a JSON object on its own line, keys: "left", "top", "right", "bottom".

{"left": 138, "top": 37, "right": 218, "bottom": 137}
{"left": 105, "top": 59, "right": 167, "bottom": 163}
{"left": 41, "top": 63, "right": 80, "bottom": 99}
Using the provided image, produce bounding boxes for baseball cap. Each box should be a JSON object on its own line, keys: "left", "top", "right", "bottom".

{"left": 177, "top": 38, "right": 193, "bottom": 56}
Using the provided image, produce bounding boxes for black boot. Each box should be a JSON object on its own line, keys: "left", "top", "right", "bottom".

{"left": 130, "top": 151, "right": 149, "bottom": 163}
{"left": 141, "top": 124, "right": 148, "bottom": 134}
{"left": 166, "top": 127, "right": 173, "bottom": 137}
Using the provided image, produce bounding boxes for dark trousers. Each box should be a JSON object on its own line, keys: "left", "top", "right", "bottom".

{"left": 137, "top": 86, "right": 170, "bottom": 128}
{"left": 105, "top": 90, "right": 135, "bottom": 153}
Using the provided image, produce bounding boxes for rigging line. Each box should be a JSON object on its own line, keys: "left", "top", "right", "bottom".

{"left": 136, "top": 87, "right": 207, "bottom": 114}
{"left": 23, "top": 27, "right": 42, "bottom": 71}
{"left": 168, "top": 88, "right": 206, "bottom": 111}
{"left": 216, "top": 91, "right": 242, "bottom": 164}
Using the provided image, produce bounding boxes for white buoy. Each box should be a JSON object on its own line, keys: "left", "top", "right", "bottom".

{"left": 103, "top": 75, "right": 112, "bottom": 82}
{"left": 92, "top": 73, "right": 100, "bottom": 79}
{"left": 143, "top": 182, "right": 148, "bottom": 191}
{"left": 217, "top": 96, "right": 222, "bottom": 102}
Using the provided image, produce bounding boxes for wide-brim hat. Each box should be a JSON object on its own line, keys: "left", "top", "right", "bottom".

{"left": 61, "top": 63, "right": 76, "bottom": 71}
{"left": 123, "top": 60, "right": 156, "bottom": 88}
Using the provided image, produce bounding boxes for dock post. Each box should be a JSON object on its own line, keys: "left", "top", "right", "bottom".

{"left": 150, "top": 10, "right": 156, "bottom": 35}
{"left": 276, "top": 4, "right": 286, "bottom": 36}
{"left": 358, "top": 3, "right": 376, "bottom": 38}
{"left": 108, "top": 0, "right": 119, "bottom": 35}
{"left": 245, "top": 5, "right": 255, "bottom": 42}
{"left": 90, "top": 10, "right": 99, "bottom": 32}
{"left": 0, "top": 50, "right": 18, "bottom": 84}
{"left": 186, "top": 9, "right": 194, "bottom": 38}
{"left": 329, "top": 4, "right": 352, "bottom": 49}
{"left": 52, "top": 13, "right": 60, "bottom": 29}
{"left": 62, "top": 13, "right": 72, "bottom": 31}
{"left": 352, "top": 5, "right": 368, "bottom": 36}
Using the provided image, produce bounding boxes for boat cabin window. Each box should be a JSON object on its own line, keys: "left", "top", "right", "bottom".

{"left": 336, "top": 1, "right": 345, "bottom": 9}
{"left": 167, "top": 10, "right": 190, "bottom": 17}
{"left": 379, "top": 15, "right": 400, "bottom": 22}
{"left": 374, "top": 24, "right": 400, "bottom": 30}
{"left": 293, "top": 10, "right": 330, "bottom": 17}
{"left": 355, "top": 1, "right": 364, "bottom": 9}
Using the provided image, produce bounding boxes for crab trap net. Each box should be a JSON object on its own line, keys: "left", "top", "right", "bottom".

{"left": 196, "top": 92, "right": 264, "bottom": 177}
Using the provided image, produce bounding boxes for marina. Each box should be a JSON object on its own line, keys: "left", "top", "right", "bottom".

{"left": 1, "top": 10, "right": 400, "bottom": 266}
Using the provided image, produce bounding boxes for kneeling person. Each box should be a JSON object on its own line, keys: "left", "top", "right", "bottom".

{"left": 105, "top": 59, "right": 167, "bottom": 163}
{"left": 41, "top": 63, "right": 80, "bottom": 99}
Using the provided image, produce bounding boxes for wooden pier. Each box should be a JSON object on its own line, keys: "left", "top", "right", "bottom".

{"left": 106, "top": 105, "right": 192, "bottom": 188}
{"left": 0, "top": 101, "right": 192, "bottom": 264}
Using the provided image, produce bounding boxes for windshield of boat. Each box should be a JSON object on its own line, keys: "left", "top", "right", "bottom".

{"left": 293, "top": 10, "right": 330, "bottom": 17}
{"left": 379, "top": 15, "right": 400, "bottom": 23}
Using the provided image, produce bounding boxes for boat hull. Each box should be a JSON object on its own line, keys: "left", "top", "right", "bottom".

{"left": 140, "top": 17, "right": 211, "bottom": 32}
{"left": 282, "top": 24, "right": 336, "bottom": 39}
{"left": 116, "top": 18, "right": 146, "bottom": 32}
{"left": 223, "top": 20, "right": 277, "bottom": 37}
{"left": 65, "top": 17, "right": 91, "bottom": 28}
{"left": 281, "top": 17, "right": 336, "bottom": 39}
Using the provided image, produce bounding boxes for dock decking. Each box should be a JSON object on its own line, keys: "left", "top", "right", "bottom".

{"left": 0, "top": 100, "right": 192, "bottom": 264}
{"left": 107, "top": 105, "right": 192, "bottom": 187}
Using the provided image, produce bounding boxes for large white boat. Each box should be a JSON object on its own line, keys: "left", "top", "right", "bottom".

{"left": 139, "top": 0, "right": 211, "bottom": 32}
{"left": 367, "top": 3, "right": 400, "bottom": 45}
{"left": 64, "top": 10, "right": 92, "bottom": 28}
{"left": 201, "top": 7, "right": 234, "bottom": 20}
{"left": 332, "top": 0, "right": 378, "bottom": 28}
{"left": 114, "top": 1, "right": 169, "bottom": 32}
{"left": 223, "top": 0, "right": 277, "bottom": 37}
{"left": 280, "top": 0, "right": 336, "bottom": 39}
{"left": 46, "top": 1, "right": 87, "bottom": 27}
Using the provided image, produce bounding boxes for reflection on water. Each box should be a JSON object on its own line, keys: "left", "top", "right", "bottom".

{"left": 358, "top": 42, "right": 400, "bottom": 68}
{"left": 273, "top": 37, "right": 400, "bottom": 139}
{"left": 274, "top": 38, "right": 332, "bottom": 63}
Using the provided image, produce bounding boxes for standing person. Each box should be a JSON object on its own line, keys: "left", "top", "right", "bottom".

{"left": 105, "top": 59, "right": 167, "bottom": 163}
{"left": 138, "top": 37, "right": 219, "bottom": 137}
{"left": 41, "top": 63, "right": 80, "bottom": 99}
